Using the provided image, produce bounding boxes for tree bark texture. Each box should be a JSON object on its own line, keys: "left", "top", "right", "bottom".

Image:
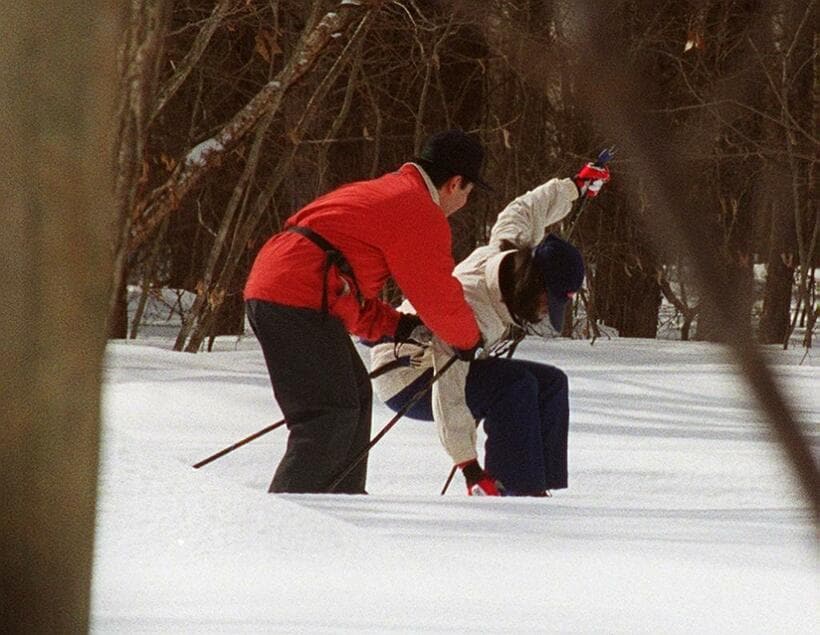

{"left": 0, "top": 3, "right": 118, "bottom": 632}
{"left": 758, "top": 197, "right": 797, "bottom": 344}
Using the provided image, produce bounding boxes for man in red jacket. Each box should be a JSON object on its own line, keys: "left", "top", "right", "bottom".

{"left": 244, "top": 130, "right": 488, "bottom": 494}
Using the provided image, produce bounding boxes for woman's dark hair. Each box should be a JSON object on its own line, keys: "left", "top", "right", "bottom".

{"left": 499, "top": 249, "right": 545, "bottom": 324}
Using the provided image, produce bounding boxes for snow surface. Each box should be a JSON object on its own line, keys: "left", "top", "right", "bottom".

{"left": 92, "top": 333, "right": 819, "bottom": 633}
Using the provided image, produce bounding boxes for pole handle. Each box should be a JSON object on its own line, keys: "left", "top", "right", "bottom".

{"left": 593, "top": 146, "right": 615, "bottom": 167}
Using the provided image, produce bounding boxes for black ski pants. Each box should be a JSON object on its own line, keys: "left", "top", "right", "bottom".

{"left": 246, "top": 299, "right": 372, "bottom": 493}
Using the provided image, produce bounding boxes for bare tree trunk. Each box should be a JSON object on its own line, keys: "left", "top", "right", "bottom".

{"left": 657, "top": 267, "right": 700, "bottom": 342}
{"left": 109, "top": 0, "right": 171, "bottom": 338}
{"left": 759, "top": 207, "right": 796, "bottom": 344}
{"left": 0, "top": 3, "right": 118, "bottom": 632}
{"left": 150, "top": 0, "right": 238, "bottom": 124}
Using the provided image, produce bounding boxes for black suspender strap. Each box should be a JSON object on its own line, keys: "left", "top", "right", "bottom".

{"left": 286, "top": 225, "right": 363, "bottom": 313}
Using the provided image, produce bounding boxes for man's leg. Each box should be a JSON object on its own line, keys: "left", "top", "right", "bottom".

{"left": 465, "top": 358, "right": 546, "bottom": 493}
{"left": 334, "top": 335, "right": 372, "bottom": 493}
{"left": 246, "top": 300, "right": 370, "bottom": 494}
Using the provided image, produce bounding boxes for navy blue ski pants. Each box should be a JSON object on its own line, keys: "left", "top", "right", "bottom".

{"left": 385, "top": 357, "right": 569, "bottom": 493}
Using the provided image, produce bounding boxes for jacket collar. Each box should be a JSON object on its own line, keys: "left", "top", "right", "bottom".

{"left": 484, "top": 249, "right": 517, "bottom": 325}
{"left": 407, "top": 162, "right": 440, "bottom": 205}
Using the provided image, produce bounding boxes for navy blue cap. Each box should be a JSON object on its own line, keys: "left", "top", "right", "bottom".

{"left": 532, "top": 234, "right": 585, "bottom": 331}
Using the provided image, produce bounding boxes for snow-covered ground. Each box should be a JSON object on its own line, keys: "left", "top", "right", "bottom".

{"left": 92, "top": 333, "right": 818, "bottom": 633}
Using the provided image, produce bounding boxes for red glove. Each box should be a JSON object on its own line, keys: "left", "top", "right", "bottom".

{"left": 458, "top": 459, "right": 503, "bottom": 496}
{"left": 573, "top": 163, "right": 611, "bottom": 198}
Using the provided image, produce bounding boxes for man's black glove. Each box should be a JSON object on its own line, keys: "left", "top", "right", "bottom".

{"left": 394, "top": 313, "right": 433, "bottom": 345}
{"left": 453, "top": 335, "right": 483, "bottom": 361}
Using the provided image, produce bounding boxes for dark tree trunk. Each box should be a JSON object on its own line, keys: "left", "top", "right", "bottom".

{"left": 695, "top": 259, "right": 755, "bottom": 342}
{"left": 212, "top": 289, "right": 246, "bottom": 337}
{"left": 596, "top": 255, "right": 662, "bottom": 338}
{"left": 108, "top": 265, "right": 130, "bottom": 339}
{"left": 759, "top": 253, "right": 795, "bottom": 344}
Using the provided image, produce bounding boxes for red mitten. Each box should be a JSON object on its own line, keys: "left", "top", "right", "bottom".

{"left": 573, "top": 163, "right": 611, "bottom": 198}
{"left": 458, "top": 459, "right": 503, "bottom": 496}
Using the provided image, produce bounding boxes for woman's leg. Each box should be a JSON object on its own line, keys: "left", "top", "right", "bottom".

{"left": 383, "top": 368, "right": 435, "bottom": 421}
{"left": 511, "top": 360, "right": 569, "bottom": 490}
{"left": 465, "top": 358, "right": 547, "bottom": 494}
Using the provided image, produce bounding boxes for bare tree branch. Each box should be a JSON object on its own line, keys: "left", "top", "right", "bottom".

{"left": 151, "top": 0, "right": 239, "bottom": 123}
{"left": 128, "top": 0, "right": 381, "bottom": 254}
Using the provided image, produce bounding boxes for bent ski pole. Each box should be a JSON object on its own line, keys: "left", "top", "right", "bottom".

{"left": 192, "top": 354, "right": 418, "bottom": 469}
{"left": 326, "top": 354, "right": 459, "bottom": 492}
{"left": 565, "top": 146, "right": 615, "bottom": 240}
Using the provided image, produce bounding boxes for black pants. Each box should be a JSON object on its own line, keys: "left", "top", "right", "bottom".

{"left": 246, "top": 300, "right": 372, "bottom": 493}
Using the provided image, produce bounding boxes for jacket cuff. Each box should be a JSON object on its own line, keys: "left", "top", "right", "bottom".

{"left": 449, "top": 448, "right": 478, "bottom": 465}
{"left": 559, "top": 177, "right": 580, "bottom": 202}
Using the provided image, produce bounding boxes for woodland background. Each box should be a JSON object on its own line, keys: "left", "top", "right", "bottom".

{"left": 112, "top": 0, "right": 818, "bottom": 352}
{"left": 2, "top": 2, "right": 817, "bottom": 631}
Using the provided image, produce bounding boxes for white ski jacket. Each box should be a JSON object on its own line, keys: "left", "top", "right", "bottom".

{"left": 371, "top": 177, "right": 579, "bottom": 464}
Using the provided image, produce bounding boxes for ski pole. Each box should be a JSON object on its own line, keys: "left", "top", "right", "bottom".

{"left": 565, "top": 146, "right": 615, "bottom": 240}
{"left": 440, "top": 464, "right": 458, "bottom": 495}
{"left": 325, "top": 354, "right": 460, "bottom": 492}
{"left": 192, "top": 354, "right": 418, "bottom": 469}
{"left": 192, "top": 419, "right": 287, "bottom": 469}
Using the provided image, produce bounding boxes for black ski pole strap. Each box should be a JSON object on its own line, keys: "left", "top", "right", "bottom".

{"left": 287, "top": 225, "right": 364, "bottom": 312}
{"left": 505, "top": 329, "right": 525, "bottom": 359}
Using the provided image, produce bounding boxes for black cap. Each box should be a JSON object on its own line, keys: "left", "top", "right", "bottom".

{"left": 416, "top": 129, "right": 492, "bottom": 191}
{"left": 532, "top": 234, "right": 585, "bottom": 331}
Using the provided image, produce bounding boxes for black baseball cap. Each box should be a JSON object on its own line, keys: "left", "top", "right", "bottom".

{"left": 416, "top": 129, "right": 493, "bottom": 191}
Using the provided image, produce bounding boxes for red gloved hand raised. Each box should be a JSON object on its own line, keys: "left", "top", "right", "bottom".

{"left": 458, "top": 459, "right": 504, "bottom": 496}
{"left": 573, "top": 163, "right": 611, "bottom": 199}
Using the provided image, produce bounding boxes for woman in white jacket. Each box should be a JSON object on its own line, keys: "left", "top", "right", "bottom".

{"left": 370, "top": 163, "right": 609, "bottom": 496}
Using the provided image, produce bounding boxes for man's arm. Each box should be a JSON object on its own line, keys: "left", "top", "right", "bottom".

{"left": 385, "top": 210, "right": 481, "bottom": 351}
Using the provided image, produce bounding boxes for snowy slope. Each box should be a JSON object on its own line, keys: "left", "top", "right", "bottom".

{"left": 92, "top": 335, "right": 818, "bottom": 633}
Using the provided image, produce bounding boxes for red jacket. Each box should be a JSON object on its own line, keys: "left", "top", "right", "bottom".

{"left": 244, "top": 164, "right": 480, "bottom": 349}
